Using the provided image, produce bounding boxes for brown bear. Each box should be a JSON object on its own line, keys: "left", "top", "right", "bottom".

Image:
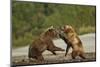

{"left": 59, "top": 25, "right": 86, "bottom": 59}
{"left": 28, "top": 26, "right": 64, "bottom": 61}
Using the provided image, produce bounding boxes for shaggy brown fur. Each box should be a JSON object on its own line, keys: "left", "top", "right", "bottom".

{"left": 28, "top": 26, "right": 64, "bottom": 61}
{"left": 59, "top": 25, "right": 85, "bottom": 59}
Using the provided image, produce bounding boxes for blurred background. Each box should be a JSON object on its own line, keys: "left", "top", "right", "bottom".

{"left": 12, "top": 1, "right": 96, "bottom": 48}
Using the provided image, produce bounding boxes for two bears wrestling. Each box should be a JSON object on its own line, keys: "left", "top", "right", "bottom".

{"left": 28, "top": 25, "right": 86, "bottom": 62}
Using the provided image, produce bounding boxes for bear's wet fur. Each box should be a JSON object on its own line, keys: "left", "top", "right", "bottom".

{"left": 28, "top": 26, "right": 65, "bottom": 61}
{"left": 59, "top": 25, "right": 86, "bottom": 59}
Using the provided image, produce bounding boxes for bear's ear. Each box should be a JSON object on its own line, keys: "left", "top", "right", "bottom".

{"left": 47, "top": 26, "right": 54, "bottom": 30}
{"left": 49, "top": 26, "right": 54, "bottom": 29}
{"left": 64, "top": 25, "right": 71, "bottom": 29}
{"left": 48, "top": 26, "right": 55, "bottom": 31}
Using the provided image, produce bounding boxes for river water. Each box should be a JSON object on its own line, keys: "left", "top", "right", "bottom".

{"left": 12, "top": 33, "right": 95, "bottom": 57}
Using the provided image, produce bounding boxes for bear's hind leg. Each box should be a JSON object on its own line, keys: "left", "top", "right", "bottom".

{"left": 72, "top": 51, "right": 78, "bottom": 59}
{"left": 79, "top": 53, "right": 86, "bottom": 59}
{"left": 36, "top": 52, "right": 44, "bottom": 61}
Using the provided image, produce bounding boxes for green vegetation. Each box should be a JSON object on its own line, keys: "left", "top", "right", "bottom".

{"left": 12, "top": 1, "right": 96, "bottom": 48}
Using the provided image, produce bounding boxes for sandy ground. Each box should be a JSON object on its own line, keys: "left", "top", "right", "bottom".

{"left": 12, "top": 52, "right": 96, "bottom": 66}
{"left": 12, "top": 33, "right": 96, "bottom": 66}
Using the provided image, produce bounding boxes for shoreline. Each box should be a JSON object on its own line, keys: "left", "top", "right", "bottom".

{"left": 12, "top": 52, "right": 96, "bottom": 66}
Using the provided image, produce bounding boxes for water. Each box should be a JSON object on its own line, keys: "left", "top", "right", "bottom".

{"left": 12, "top": 33, "right": 95, "bottom": 56}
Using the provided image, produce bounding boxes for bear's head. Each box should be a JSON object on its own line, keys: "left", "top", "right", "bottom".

{"left": 42, "top": 26, "right": 59, "bottom": 39}
{"left": 62, "top": 25, "right": 75, "bottom": 34}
